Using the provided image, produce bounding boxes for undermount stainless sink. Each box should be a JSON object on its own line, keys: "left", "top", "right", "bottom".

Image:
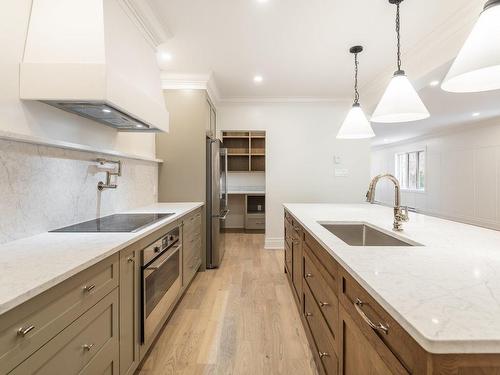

{"left": 320, "top": 223, "right": 420, "bottom": 247}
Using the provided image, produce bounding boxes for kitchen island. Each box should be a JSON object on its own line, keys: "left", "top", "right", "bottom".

{"left": 284, "top": 203, "right": 500, "bottom": 374}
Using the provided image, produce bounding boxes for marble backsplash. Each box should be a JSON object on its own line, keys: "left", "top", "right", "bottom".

{"left": 0, "top": 139, "right": 158, "bottom": 244}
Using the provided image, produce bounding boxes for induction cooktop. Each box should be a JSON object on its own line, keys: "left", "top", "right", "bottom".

{"left": 51, "top": 213, "right": 174, "bottom": 233}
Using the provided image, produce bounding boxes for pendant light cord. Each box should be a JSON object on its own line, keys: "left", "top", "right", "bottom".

{"left": 354, "top": 52, "right": 360, "bottom": 105}
{"left": 396, "top": 2, "right": 402, "bottom": 72}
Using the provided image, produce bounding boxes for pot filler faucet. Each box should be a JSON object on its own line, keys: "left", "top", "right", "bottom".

{"left": 366, "top": 173, "right": 409, "bottom": 232}
{"left": 96, "top": 158, "right": 122, "bottom": 191}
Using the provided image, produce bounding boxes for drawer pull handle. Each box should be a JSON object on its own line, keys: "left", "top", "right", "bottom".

{"left": 82, "top": 343, "right": 94, "bottom": 351}
{"left": 83, "top": 284, "right": 96, "bottom": 293}
{"left": 127, "top": 257, "right": 134, "bottom": 263}
{"left": 319, "top": 301, "right": 330, "bottom": 307}
{"left": 319, "top": 352, "right": 330, "bottom": 358}
{"left": 305, "top": 273, "right": 313, "bottom": 278}
{"left": 304, "top": 312, "right": 313, "bottom": 317}
{"left": 354, "top": 298, "right": 389, "bottom": 335}
{"left": 17, "top": 325, "right": 35, "bottom": 337}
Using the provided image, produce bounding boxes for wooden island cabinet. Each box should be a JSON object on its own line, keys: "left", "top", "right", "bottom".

{"left": 284, "top": 209, "right": 500, "bottom": 375}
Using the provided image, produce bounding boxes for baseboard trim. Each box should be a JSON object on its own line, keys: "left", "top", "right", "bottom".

{"left": 265, "top": 237, "right": 284, "bottom": 250}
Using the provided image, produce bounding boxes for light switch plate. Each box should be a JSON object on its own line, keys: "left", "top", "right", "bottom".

{"left": 335, "top": 168, "right": 349, "bottom": 177}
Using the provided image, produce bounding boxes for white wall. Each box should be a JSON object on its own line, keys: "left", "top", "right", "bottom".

{"left": 219, "top": 102, "right": 371, "bottom": 248}
{"left": 371, "top": 119, "right": 500, "bottom": 231}
{"left": 0, "top": 0, "right": 156, "bottom": 159}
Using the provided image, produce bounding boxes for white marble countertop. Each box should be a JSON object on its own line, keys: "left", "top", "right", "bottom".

{"left": 284, "top": 203, "right": 500, "bottom": 354}
{"left": 0, "top": 202, "right": 203, "bottom": 315}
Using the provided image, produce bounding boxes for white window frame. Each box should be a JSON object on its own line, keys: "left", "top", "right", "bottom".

{"left": 395, "top": 149, "right": 426, "bottom": 192}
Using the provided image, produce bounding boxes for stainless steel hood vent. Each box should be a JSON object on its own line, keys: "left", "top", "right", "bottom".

{"left": 45, "top": 102, "right": 159, "bottom": 132}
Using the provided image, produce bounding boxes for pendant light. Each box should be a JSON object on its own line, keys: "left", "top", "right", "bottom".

{"left": 337, "top": 46, "right": 375, "bottom": 139}
{"left": 371, "top": 0, "right": 430, "bottom": 123}
{"left": 442, "top": 0, "right": 500, "bottom": 93}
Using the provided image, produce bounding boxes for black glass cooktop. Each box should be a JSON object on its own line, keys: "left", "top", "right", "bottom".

{"left": 51, "top": 213, "right": 174, "bottom": 233}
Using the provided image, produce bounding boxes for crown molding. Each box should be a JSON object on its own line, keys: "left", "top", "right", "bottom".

{"left": 363, "top": 2, "right": 483, "bottom": 110}
{"left": 118, "top": 0, "right": 172, "bottom": 48}
{"left": 219, "top": 96, "right": 349, "bottom": 104}
{"left": 161, "top": 72, "right": 221, "bottom": 104}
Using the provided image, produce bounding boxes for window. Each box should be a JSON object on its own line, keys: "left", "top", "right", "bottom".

{"left": 395, "top": 150, "right": 425, "bottom": 191}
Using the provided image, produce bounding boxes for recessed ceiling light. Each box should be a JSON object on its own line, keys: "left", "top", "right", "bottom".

{"left": 253, "top": 75, "right": 263, "bottom": 84}
{"left": 159, "top": 52, "right": 172, "bottom": 61}
{"left": 429, "top": 80, "right": 440, "bottom": 87}
{"left": 102, "top": 108, "right": 112, "bottom": 113}
{"left": 472, "top": 112, "right": 481, "bottom": 117}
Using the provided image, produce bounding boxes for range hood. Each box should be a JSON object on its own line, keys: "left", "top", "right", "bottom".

{"left": 20, "top": 0, "right": 169, "bottom": 132}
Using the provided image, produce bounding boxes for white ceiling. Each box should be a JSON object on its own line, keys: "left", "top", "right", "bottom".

{"left": 149, "top": 0, "right": 500, "bottom": 145}
{"left": 150, "top": 0, "right": 474, "bottom": 99}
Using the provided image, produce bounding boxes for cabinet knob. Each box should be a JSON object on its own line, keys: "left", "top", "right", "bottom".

{"left": 304, "top": 312, "right": 313, "bottom": 317}
{"left": 319, "top": 352, "right": 330, "bottom": 358}
{"left": 17, "top": 325, "right": 35, "bottom": 337}
{"left": 319, "top": 301, "right": 329, "bottom": 307}
{"left": 305, "top": 273, "right": 313, "bottom": 278}
{"left": 127, "top": 257, "right": 134, "bottom": 263}
{"left": 82, "top": 343, "right": 94, "bottom": 351}
{"left": 82, "top": 284, "right": 96, "bottom": 293}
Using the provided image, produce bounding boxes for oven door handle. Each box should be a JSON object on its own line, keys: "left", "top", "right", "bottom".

{"left": 145, "top": 245, "right": 181, "bottom": 271}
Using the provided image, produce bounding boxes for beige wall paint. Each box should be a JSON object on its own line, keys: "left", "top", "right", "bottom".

{"left": 371, "top": 119, "right": 500, "bottom": 231}
{"left": 156, "top": 90, "right": 208, "bottom": 203}
{"left": 219, "top": 102, "right": 371, "bottom": 248}
{"left": 1, "top": 0, "right": 156, "bottom": 159}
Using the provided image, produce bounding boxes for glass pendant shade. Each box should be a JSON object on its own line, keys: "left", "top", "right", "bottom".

{"left": 337, "top": 104, "right": 375, "bottom": 139}
{"left": 371, "top": 72, "right": 430, "bottom": 123}
{"left": 442, "top": 1, "right": 500, "bottom": 93}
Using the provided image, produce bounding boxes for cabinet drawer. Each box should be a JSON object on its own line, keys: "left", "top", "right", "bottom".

{"left": 340, "top": 269, "right": 424, "bottom": 375}
{"left": 0, "top": 255, "right": 118, "bottom": 374}
{"left": 11, "top": 289, "right": 119, "bottom": 375}
{"left": 284, "top": 220, "right": 293, "bottom": 249}
{"left": 304, "top": 232, "right": 338, "bottom": 293}
{"left": 245, "top": 216, "right": 265, "bottom": 230}
{"left": 304, "top": 284, "right": 338, "bottom": 375}
{"left": 184, "top": 211, "right": 201, "bottom": 236}
{"left": 184, "top": 232, "right": 201, "bottom": 254}
{"left": 183, "top": 241, "right": 201, "bottom": 286}
{"left": 304, "top": 251, "right": 339, "bottom": 344}
{"left": 284, "top": 241, "right": 293, "bottom": 276}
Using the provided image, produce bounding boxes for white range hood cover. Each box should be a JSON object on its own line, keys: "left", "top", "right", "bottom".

{"left": 20, "top": 0, "right": 169, "bottom": 132}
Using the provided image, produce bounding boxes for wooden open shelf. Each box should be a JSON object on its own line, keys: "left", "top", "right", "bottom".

{"left": 223, "top": 131, "right": 266, "bottom": 172}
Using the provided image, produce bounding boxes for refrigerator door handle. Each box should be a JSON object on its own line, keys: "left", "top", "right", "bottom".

{"left": 213, "top": 209, "right": 230, "bottom": 220}
{"left": 223, "top": 148, "right": 228, "bottom": 209}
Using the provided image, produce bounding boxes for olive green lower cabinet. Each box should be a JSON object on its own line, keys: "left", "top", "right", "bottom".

{"left": 284, "top": 209, "right": 500, "bottom": 375}
{"left": 0, "top": 208, "right": 203, "bottom": 375}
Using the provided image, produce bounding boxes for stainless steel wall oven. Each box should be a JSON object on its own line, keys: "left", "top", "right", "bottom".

{"left": 140, "top": 226, "right": 181, "bottom": 345}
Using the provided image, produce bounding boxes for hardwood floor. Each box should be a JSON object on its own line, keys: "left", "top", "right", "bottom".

{"left": 138, "top": 233, "right": 318, "bottom": 375}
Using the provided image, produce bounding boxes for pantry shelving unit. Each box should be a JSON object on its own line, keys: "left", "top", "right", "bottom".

{"left": 222, "top": 131, "right": 266, "bottom": 172}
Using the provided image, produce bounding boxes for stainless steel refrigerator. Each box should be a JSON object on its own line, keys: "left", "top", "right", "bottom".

{"left": 206, "top": 137, "right": 228, "bottom": 269}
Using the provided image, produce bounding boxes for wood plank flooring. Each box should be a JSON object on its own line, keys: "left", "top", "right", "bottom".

{"left": 138, "top": 233, "right": 318, "bottom": 375}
